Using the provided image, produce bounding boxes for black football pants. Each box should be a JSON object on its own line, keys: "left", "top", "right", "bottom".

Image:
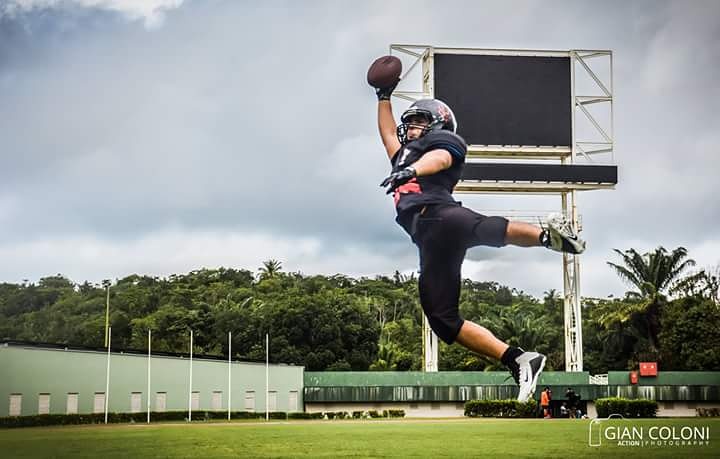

{"left": 406, "top": 204, "right": 509, "bottom": 344}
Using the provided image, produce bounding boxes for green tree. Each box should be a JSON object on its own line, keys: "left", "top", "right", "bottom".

{"left": 258, "top": 259, "right": 283, "bottom": 280}
{"left": 659, "top": 296, "right": 720, "bottom": 370}
{"left": 604, "top": 246, "right": 695, "bottom": 354}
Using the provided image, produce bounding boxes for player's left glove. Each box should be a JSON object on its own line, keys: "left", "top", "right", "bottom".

{"left": 375, "top": 79, "right": 399, "bottom": 101}
{"left": 380, "top": 166, "right": 417, "bottom": 194}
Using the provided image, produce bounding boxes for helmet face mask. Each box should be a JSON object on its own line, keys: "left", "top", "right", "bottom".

{"left": 396, "top": 99, "right": 457, "bottom": 145}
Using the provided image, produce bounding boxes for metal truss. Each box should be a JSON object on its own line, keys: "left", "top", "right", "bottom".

{"left": 390, "top": 45, "right": 615, "bottom": 373}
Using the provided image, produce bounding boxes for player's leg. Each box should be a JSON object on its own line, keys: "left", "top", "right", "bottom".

{"left": 503, "top": 215, "right": 586, "bottom": 254}
{"left": 443, "top": 204, "right": 585, "bottom": 254}
{"left": 415, "top": 211, "right": 544, "bottom": 402}
{"left": 505, "top": 221, "right": 543, "bottom": 247}
{"left": 415, "top": 213, "right": 506, "bottom": 357}
{"left": 416, "top": 236, "right": 467, "bottom": 346}
{"left": 455, "top": 320, "right": 507, "bottom": 360}
{"left": 505, "top": 219, "right": 586, "bottom": 254}
{"left": 429, "top": 205, "right": 548, "bottom": 401}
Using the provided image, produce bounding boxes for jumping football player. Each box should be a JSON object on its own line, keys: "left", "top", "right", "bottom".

{"left": 374, "top": 83, "right": 585, "bottom": 402}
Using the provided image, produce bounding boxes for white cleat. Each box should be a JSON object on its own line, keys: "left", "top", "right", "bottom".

{"left": 509, "top": 351, "right": 547, "bottom": 403}
{"left": 546, "top": 213, "right": 586, "bottom": 255}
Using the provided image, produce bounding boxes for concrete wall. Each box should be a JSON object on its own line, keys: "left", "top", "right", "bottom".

{"left": 1, "top": 344, "right": 304, "bottom": 416}
{"left": 657, "top": 402, "right": 720, "bottom": 417}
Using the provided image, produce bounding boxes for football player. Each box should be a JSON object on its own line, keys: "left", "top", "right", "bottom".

{"left": 375, "top": 84, "right": 585, "bottom": 402}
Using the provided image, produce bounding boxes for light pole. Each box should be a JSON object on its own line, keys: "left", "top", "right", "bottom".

{"left": 102, "top": 280, "right": 111, "bottom": 347}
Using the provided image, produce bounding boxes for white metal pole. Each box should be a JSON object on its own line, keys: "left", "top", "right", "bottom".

{"left": 104, "top": 326, "right": 111, "bottom": 424}
{"left": 147, "top": 329, "right": 151, "bottom": 424}
{"left": 104, "top": 283, "right": 110, "bottom": 347}
{"left": 265, "top": 333, "right": 269, "bottom": 421}
{"left": 188, "top": 330, "right": 193, "bottom": 422}
{"left": 228, "top": 331, "right": 232, "bottom": 421}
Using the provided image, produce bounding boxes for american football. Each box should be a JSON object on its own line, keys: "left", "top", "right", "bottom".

{"left": 367, "top": 55, "right": 402, "bottom": 88}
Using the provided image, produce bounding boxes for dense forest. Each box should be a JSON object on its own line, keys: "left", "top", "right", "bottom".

{"left": 1, "top": 247, "right": 718, "bottom": 374}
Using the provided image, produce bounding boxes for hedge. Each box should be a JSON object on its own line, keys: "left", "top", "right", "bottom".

{"left": 594, "top": 398, "right": 658, "bottom": 418}
{"left": 697, "top": 407, "right": 720, "bottom": 417}
{"left": 0, "top": 411, "right": 276, "bottom": 428}
{"left": 464, "top": 399, "right": 537, "bottom": 418}
{"left": 2, "top": 409, "right": 418, "bottom": 427}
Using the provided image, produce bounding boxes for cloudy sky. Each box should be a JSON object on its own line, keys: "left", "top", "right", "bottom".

{"left": 1, "top": 0, "right": 718, "bottom": 298}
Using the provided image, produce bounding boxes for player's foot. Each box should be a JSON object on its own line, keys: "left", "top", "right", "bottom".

{"left": 507, "top": 350, "right": 546, "bottom": 403}
{"left": 544, "top": 213, "right": 586, "bottom": 254}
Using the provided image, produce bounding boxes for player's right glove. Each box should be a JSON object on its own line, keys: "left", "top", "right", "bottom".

{"left": 376, "top": 79, "right": 399, "bottom": 101}
{"left": 380, "top": 166, "right": 416, "bottom": 194}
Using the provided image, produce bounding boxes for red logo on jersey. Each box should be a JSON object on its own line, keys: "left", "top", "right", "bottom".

{"left": 393, "top": 179, "right": 422, "bottom": 206}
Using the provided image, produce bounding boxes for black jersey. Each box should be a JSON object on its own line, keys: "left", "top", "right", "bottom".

{"left": 389, "top": 130, "right": 467, "bottom": 216}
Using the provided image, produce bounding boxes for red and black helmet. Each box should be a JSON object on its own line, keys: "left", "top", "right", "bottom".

{"left": 396, "top": 98, "right": 457, "bottom": 145}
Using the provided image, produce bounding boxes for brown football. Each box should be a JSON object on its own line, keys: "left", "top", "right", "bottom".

{"left": 367, "top": 55, "right": 402, "bottom": 88}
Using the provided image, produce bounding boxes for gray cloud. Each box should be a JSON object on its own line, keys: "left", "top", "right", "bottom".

{"left": 1, "top": 0, "right": 719, "bottom": 298}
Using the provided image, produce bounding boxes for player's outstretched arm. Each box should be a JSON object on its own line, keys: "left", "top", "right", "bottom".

{"left": 378, "top": 99, "right": 401, "bottom": 159}
{"left": 411, "top": 148, "right": 452, "bottom": 176}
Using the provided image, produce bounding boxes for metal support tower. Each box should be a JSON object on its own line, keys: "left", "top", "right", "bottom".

{"left": 390, "top": 45, "right": 614, "bottom": 372}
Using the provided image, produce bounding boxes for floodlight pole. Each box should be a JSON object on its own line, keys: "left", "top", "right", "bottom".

{"left": 228, "top": 331, "right": 232, "bottom": 421}
{"left": 147, "top": 329, "right": 151, "bottom": 424}
{"left": 104, "top": 326, "right": 111, "bottom": 424}
{"left": 188, "top": 330, "right": 193, "bottom": 422}
{"left": 103, "top": 281, "right": 110, "bottom": 347}
{"left": 265, "top": 333, "right": 269, "bottom": 421}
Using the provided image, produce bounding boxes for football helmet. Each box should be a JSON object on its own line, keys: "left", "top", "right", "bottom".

{"left": 396, "top": 98, "right": 457, "bottom": 145}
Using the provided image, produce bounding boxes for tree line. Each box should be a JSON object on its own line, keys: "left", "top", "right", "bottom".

{"left": 1, "top": 248, "right": 718, "bottom": 373}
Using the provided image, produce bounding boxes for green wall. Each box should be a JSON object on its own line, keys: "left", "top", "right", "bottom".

{"left": 1, "top": 344, "right": 304, "bottom": 416}
{"left": 304, "top": 371, "right": 590, "bottom": 387}
{"left": 304, "top": 371, "right": 720, "bottom": 403}
{"left": 608, "top": 371, "right": 720, "bottom": 386}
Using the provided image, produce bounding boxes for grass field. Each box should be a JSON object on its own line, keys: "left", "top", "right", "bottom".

{"left": 2, "top": 418, "right": 718, "bottom": 458}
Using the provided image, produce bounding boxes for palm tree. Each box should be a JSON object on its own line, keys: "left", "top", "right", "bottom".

{"left": 670, "top": 267, "right": 720, "bottom": 304}
{"left": 258, "top": 259, "right": 283, "bottom": 280}
{"left": 604, "top": 246, "right": 695, "bottom": 352}
{"left": 369, "top": 343, "right": 398, "bottom": 371}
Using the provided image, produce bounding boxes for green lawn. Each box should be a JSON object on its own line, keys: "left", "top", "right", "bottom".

{"left": 2, "top": 418, "right": 718, "bottom": 458}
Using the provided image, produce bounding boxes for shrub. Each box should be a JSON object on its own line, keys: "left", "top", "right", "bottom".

{"left": 464, "top": 399, "right": 537, "bottom": 418}
{"left": 595, "top": 398, "right": 657, "bottom": 418}
{"left": 387, "top": 409, "right": 405, "bottom": 418}
{"left": 352, "top": 411, "right": 364, "bottom": 419}
{"left": 697, "top": 407, "right": 720, "bottom": 417}
{"left": 268, "top": 412, "right": 287, "bottom": 420}
{"left": 367, "top": 410, "right": 382, "bottom": 418}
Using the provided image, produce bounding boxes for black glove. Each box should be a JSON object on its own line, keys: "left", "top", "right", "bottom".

{"left": 380, "top": 166, "right": 416, "bottom": 194}
{"left": 376, "top": 79, "right": 399, "bottom": 101}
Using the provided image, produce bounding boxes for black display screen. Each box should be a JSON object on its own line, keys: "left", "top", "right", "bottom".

{"left": 434, "top": 53, "right": 571, "bottom": 146}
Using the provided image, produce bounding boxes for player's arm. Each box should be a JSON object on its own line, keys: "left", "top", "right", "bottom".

{"left": 378, "top": 100, "right": 401, "bottom": 159}
{"left": 379, "top": 149, "right": 453, "bottom": 193}
{"left": 410, "top": 149, "right": 452, "bottom": 176}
